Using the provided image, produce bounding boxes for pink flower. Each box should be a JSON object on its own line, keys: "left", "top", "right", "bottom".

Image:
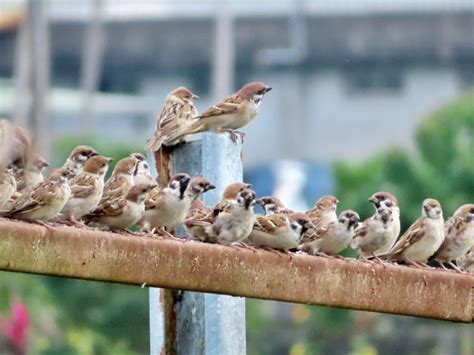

{"left": 1, "top": 300, "right": 30, "bottom": 354}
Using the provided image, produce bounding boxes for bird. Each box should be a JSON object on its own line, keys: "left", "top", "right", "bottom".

{"left": 63, "top": 145, "right": 98, "bottom": 175}
{"left": 188, "top": 188, "right": 257, "bottom": 245}
{"left": 351, "top": 206, "right": 397, "bottom": 260}
{"left": 184, "top": 182, "right": 252, "bottom": 241}
{"left": 60, "top": 155, "right": 113, "bottom": 224}
{"left": 457, "top": 246, "right": 474, "bottom": 273}
{"left": 248, "top": 212, "right": 313, "bottom": 252}
{"left": 129, "top": 153, "right": 154, "bottom": 185}
{"left": 383, "top": 198, "right": 444, "bottom": 268}
{"left": 0, "top": 166, "right": 16, "bottom": 209}
{"left": 139, "top": 174, "right": 215, "bottom": 233}
{"left": 302, "top": 195, "right": 339, "bottom": 243}
{"left": 144, "top": 87, "right": 199, "bottom": 151}
{"left": 87, "top": 182, "right": 156, "bottom": 232}
{"left": 2, "top": 167, "right": 73, "bottom": 222}
{"left": 255, "top": 196, "right": 292, "bottom": 216}
{"left": 298, "top": 210, "right": 360, "bottom": 256}
{"left": 431, "top": 204, "right": 474, "bottom": 272}
{"left": 102, "top": 157, "right": 138, "bottom": 201}
{"left": 14, "top": 153, "right": 49, "bottom": 194}
{"left": 186, "top": 82, "right": 272, "bottom": 142}
{"left": 367, "top": 191, "right": 401, "bottom": 253}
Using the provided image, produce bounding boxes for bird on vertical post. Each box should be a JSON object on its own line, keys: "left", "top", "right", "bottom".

{"left": 144, "top": 87, "right": 200, "bottom": 151}
{"left": 186, "top": 82, "right": 272, "bottom": 142}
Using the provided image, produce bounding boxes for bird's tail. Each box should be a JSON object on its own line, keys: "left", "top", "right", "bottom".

{"left": 144, "top": 134, "right": 167, "bottom": 152}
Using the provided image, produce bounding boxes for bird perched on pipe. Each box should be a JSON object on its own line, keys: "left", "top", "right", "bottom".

{"left": 63, "top": 145, "right": 99, "bottom": 175}
{"left": 431, "top": 203, "right": 474, "bottom": 272}
{"left": 139, "top": 174, "right": 215, "bottom": 233}
{"left": 144, "top": 87, "right": 199, "bottom": 151}
{"left": 60, "top": 155, "right": 113, "bottom": 224}
{"left": 14, "top": 153, "right": 49, "bottom": 194}
{"left": 248, "top": 212, "right": 313, "bottom": 252}
{"left": 381, "top": 198, "right": 444, "bottom": 268}
{"left": 129, "top": 153, "right": 154, "bottom": 185}
{"left": 302, "top": 195, "right": 339, "bottom": 243}
{"left": 87, "top": 182, "right": 156, "bottom": 232}
{"left": 351, "top": 206, "right": 396, "bottom": 260}
{"left": 366, "top": 191, "right": 401, "bottom": 253}
{"left": 256, "top": 196, "right": 292, "bottom": 216}
{"left": 186, "top": 82, "right": 272, "bottom": 142}
{"left": 457, "top": 246, "right": 474, "bottom": 273}
{"left": 185, "top": 182, "right": 252, "bottom": 241}
{"left": 298, "top": 210, "right": 360, "bottom": 256}
{"left": 2, "top": 167, "right": 73, "bottom": 222}
{"left": 186, "top": 188, "right": 257, "bottom": 245}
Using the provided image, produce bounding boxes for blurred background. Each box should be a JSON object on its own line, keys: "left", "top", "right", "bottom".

{"left": 0, "top": 0, "right": 473, "bottom": 354}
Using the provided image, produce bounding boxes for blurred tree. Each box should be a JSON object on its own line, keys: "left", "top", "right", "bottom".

{"left": 335, "top": 90, "right": 474, "bottom": 230}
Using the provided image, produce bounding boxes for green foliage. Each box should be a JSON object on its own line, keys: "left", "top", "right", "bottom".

{"left": 53, "top": 134, "right": 144, "bottom": 175}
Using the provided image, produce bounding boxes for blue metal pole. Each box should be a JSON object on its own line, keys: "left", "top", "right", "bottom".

{"left": 148, "top": 133, "right": 246, "bottom": 354}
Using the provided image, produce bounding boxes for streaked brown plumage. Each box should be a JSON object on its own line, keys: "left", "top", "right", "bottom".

{"left": 145, "top": 87, "right": 199, "bottom": 151}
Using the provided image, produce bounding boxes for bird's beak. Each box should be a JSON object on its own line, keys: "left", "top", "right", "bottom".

{"left": 42, "top": 161, "right": 50, "bottom": 168}
{"left": 207, "top": 184, "right": 216, "bottom": 191}
{"left": 107, "top": 157, "right": 114, "bottom": 163}
{"left": 255, "top": 198, "right": 265, "bottom": 206}
{"left": 245, "top": 183, "right": 252, "bottom": 189}
{"left": 264, "top": 86, "right": 272, "bottom": 93}
{"left": 368, "top": 196, "right": 377, "bottom": 203}
{"left": 90, "top": 151, "right": 99, "bottom": 157}
{"left": 192, "top": 94, "right": 199, "bottom": 99}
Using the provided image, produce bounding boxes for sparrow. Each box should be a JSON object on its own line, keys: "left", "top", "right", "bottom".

{"left": 87, "top": 182, "right": 156, "bottom": 232}
{"left": 255, "top": 196, "right": 292, "bottom": 216}
{"left": 184, "top": 182, "right": 252, "bottom": 241}
{"left": 367, "top": 191, "right": 401, "bottom": 253}
{"left": 144, "top": 87, "right": 199, "bottom": 151}
{"left": 60, "top": 155, "right": 113, "bottom": 223}
{"left": 63, "top": 145, "right": 99, "bottom": 175}
{"left": 302, "top": 195, "right": 339, "bottom": 243}
{"left": 188, "top": 188, "right": 257, "bottom": 245}
{"left": 14, "top": 153, "right": 49, "bottom": 193}
{"left": 351, "top": 206, "right": 396, "bottom": 260}
{"left": 457, "top": 246, "right": 474, "bottom": 273}
{"left": 0, "top": 166, "right": 16, "bottom": 209}
{"left": 298, "top": 210, "right": 360, "bottom": 256}
{"left": 187, "top": 82, "right": 272, "bottom": 142}
{"left": 129, "top": 153, "right": 154, "bottom": 185}
{"left": 383, "top": 198, "right": 444, "bottom": 268}
{"left": 139, "top": 175, "right": 215, "bottom": 234}
{"left": 248, "top": 212, "right": 313, "bottom": 251}
{"left": 431, "top": 204, "right": 474, "bottom": 272}
{"left": 101, "top": 157, "right": 138, "bottom": 202}
{"left": 2, "top": 167, "right": 73, "bottom": 222}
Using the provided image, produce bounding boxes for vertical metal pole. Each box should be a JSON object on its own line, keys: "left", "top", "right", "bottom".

{"left": 201, "top": 134, "right": 246, "bottom": 355}
{"left": 148, "top": 135, "right": 246, "bottom": 354}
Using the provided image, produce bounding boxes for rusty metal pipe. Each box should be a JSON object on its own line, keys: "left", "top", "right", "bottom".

{"left": 0, "top": 219, "right": 472, "bottom": 322}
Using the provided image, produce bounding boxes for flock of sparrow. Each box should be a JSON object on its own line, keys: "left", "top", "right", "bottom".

{"left": 0, "top": 81, "right": 473, "bottom": 275}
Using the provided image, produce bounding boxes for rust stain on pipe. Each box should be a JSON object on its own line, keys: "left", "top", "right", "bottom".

{"left": 0, "top": 219, "right": 473, "bottom": 322}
